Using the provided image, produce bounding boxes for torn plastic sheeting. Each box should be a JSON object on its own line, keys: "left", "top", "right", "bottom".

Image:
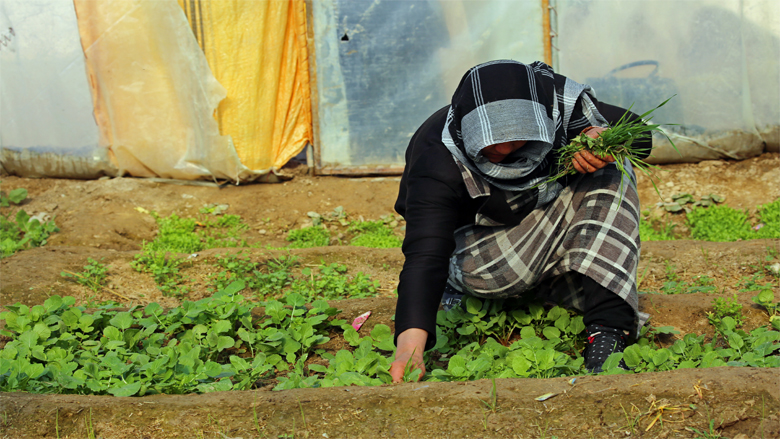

{"left": 73, "top": 0, "right": 255, "bottom": 182}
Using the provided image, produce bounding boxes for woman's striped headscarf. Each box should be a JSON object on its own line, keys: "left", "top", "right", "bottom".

{"left": 442, "top": 60, "right": 607, "bottom": 192}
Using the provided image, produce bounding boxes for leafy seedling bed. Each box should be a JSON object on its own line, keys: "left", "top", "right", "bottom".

{"left": 1, "top": 160, "right": 779, "bottom": 439}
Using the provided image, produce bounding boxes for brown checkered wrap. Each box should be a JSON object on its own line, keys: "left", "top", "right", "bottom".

{"left": 448, "top": 159, "right": 650, "bottom": 332}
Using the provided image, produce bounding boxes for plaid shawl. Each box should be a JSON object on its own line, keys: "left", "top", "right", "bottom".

{"left": 448, "top": 159, "right": 649, "bottom": 334}
{"left": 442, "top": 60, "right": 607, "bottom": 192}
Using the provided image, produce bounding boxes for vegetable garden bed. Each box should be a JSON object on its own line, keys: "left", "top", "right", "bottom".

{"left": 1, "top": 154, "right": 779, "bottom": 439}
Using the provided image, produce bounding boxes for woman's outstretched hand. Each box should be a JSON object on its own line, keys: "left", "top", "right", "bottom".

{"left": 389, "top": 328, "right": 427, "bottom": 383}
{"left": 572, "top": 126, "right": 614, "bottom": 174}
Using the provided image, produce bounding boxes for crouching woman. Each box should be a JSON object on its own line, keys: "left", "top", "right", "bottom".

{"left": 389, "top": 60, "right": 652, "bottom": 381}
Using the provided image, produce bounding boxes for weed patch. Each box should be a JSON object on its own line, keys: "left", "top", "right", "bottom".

{"left": 639, "top": 213, "right": 677, "bottom": 241}
{"left": 348, "top": 220, "right": 402, "bottom": 248}
{"left": 132, "top": 211, "right": 254, "bottom": 296}
{"left": 286, "top": 226, "right": 330, "bottom": 248}
{"left": 0, "top": 186, "right": 58, "bottom": 257}
{"left": 61, "top": 258, "right": 109, "bottom": 293}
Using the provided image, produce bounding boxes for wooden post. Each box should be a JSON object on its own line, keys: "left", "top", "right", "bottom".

{"left": 542, "top": 0, "right": 553, "bottom": 66}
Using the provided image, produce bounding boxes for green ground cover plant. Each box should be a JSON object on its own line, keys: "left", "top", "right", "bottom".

{"left": 0, "top": 283, "right": 342, "bottom": 395}
{"left": 61, "top": 258, "right": 109, "bottom": 293}
{"left": 207, "top": 252, "right": 378, "bottom": 302}
{"left": 3, "top": 290, "right": 777, "bottom": 396}
{"left": 639, "top": 214, "right": 677, "bottom": 241}
{"left": 292, "top": 208, "right": 404, "bottom": 249}
{"left": 286, "top": 226, "right": 330, "bottom": 248}
{"left": 131, "top": 211, "right": 254, "bottom": 296}
{"left": 0, "top": 187, "right": 59, "bottom": 258}
{"left": 348, "top": 220, "right": 402, "bottom": 248}
{"left": 687, "top": 199, "right": 780, "bottom": 241}
{"left": 640, "top": 197, "right": 779, "bottom": 242}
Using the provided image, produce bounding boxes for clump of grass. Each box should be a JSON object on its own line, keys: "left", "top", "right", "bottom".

{"left": 61, "top": 258, "right": 108, "bottom": 293}
{"left": 348, "top": 220, "right": 402, "bottom": 248}
{"left": 755, "top": 198, "right": 780, "bottom": 239}
{"left": 286, "top": 226, "right": 330, "bottom": 248}
{"left": 708, "top": 294, "right": 744, "bottom": 328}
{"left": 687, "top": 205, "right": 750, "bottom": 241}
{"left": 548, "top": 97, "right": 678, "bottom": 195}
{"left": 639, "top": 212, "right": 677, "bottom": 241}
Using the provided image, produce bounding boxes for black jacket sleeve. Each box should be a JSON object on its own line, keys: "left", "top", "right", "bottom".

{"left": 393, "top": 107, "right": 473, "bottom": 350}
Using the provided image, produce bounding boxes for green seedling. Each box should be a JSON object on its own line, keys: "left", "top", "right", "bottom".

{"left": 297, "top": 398, "right": 307, "bottom": 429}
{"left": 0, "top": 187, "right": 28, "bottom": 207}
{"left": 478, "top": 378, "right": 498, "bottom": 430}
{"left": 0, "top": 208, "right": 59, "bottom": 258}
{"left": 348, "top": 220, "right": 402, "bottom": 248}
{"left": 707, "top": 294, "right": 743, "bottom": 328}
{"left": 619, "top": 403, "right": 642, "bottom": 435}
{"left": 85, "top": 408, "right": 95, "bottom": 439}
{"left": 61, "top": 258, "right": 109, "bottom": 293}
{"left": 686, "top": 418, "right": 726, "bottom": 439}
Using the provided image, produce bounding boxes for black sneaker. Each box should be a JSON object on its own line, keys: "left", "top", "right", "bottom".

{"left": 583, "top": 324, "right": 628, "bottom": 373}
{"left": 441, "top": 284, "right": 464, "bottom": 312}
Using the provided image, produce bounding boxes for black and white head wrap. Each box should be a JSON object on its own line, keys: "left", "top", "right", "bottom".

{"left": 442, "top": 60, "right": 608, "bottom": 192}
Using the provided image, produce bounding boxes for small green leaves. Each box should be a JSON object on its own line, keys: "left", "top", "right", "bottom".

{"left": 7, "top": 188, "right": 28, "bottom": 205}
{"left": 109, "top": 312, "right": 133, "bottom": 330}
{"left": 0, "top": 193, "right": 59, "bottom": 257}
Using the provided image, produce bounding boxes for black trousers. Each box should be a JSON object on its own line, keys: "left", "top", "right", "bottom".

{"left": 581, "top": 275, "right": 635, "bottom": 335}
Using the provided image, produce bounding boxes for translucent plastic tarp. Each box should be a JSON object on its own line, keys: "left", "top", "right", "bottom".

{"left": 73, "top": 0, "right": 249, "bottom": 181}
{"left": 0, "top": 0, "right": 111, "bottom": 178}
{"left": 177, "top": 0, "right": 312, "bottom": 172}
{"left": 310, "top": 0, "right": 547, "bottom": 172}
{"left": 556, "top": 0, "right": 780, "bottom": 162}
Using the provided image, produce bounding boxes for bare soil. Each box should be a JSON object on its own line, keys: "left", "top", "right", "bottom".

{"left": 1, "top": 153, "right": 779, "bottom": 439}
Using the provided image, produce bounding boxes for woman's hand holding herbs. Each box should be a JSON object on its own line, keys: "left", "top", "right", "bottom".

{"left": 572, "top": 126, "right": 615, "bottom": 174}
{"left": 389, "top": 328, "right": 427, "bottom": 383}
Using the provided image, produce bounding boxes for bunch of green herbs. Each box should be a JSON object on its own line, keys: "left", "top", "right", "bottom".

{"left": 548, "top": 98, "right": 677, "bottom": 195}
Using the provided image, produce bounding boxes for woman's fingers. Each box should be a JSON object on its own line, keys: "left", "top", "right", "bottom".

{"left": 389, "top": 356, "right": 426, "bottom": 383}
{"left": 572, "top": 150, "right": 615, "bottom": 173}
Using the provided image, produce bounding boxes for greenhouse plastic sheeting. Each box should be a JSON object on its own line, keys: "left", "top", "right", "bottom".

{"left": 0, "top": 0, "right": 111, "bottom": 178}
{"left": 177, "top": 0, "right": 312, "bottom": 172}
{"left": 309, "top": 0, "right": 546, "bottom": 173}
{"left": 556, "top": 0, "right": 780, "bottom": 163}
{"left": 73, "top": 0, "right": 249, "bottom": 181}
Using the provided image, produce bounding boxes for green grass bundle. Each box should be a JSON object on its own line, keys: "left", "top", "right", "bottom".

{"left": 549, "top": 97, "right": 678, "bottom": 195}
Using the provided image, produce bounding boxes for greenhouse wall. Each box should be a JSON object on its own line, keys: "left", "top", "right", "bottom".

{"left": 0, "top": 0, "right": 112, "bottom": 178}
{"left": 309, "top": 0, "right": 548, "bottom": 174}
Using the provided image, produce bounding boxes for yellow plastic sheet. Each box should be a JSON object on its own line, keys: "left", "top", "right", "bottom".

{"left": 179, "top": 0, "right": 312, "bottom": 171}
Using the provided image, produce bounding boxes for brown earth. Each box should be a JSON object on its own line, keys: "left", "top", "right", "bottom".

{"left": 1, "top": 153, "right": 779, "bottom": 439}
